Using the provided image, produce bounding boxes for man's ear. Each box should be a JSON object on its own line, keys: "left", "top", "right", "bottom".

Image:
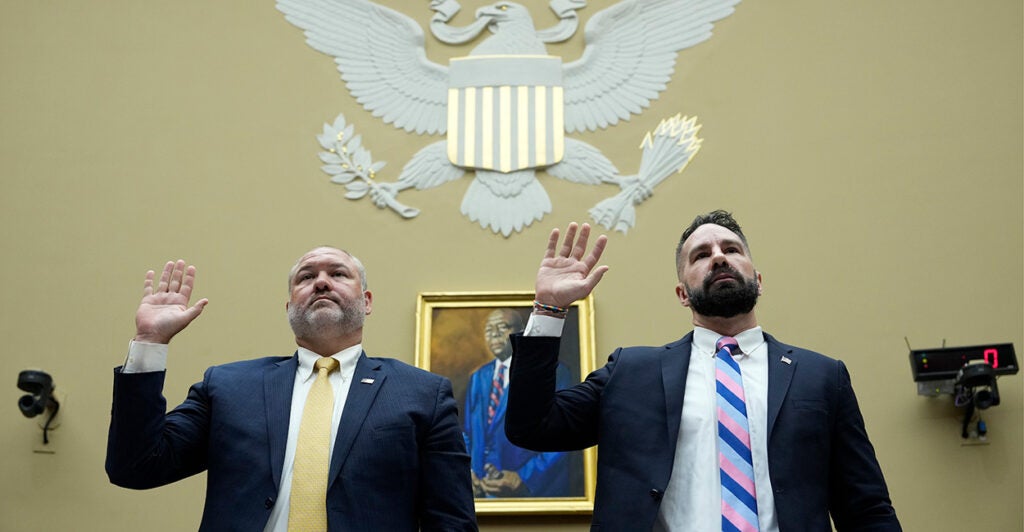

{"left": 363, "top": 290, "right": 373, "bottom": 315}
{"left": 675, "top": 283, "right": 691, "bottom": 308}
{"left": 756, "top": 270, "right": 763, "bottom": 295}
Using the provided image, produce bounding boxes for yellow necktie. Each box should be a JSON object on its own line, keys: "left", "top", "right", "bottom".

{"left": 289, "top": 356, "right": 339, "bottom": 532}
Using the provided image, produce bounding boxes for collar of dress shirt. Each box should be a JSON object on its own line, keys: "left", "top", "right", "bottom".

{"left": 693, "top": 326, "right": 765, "bottom": 359}
{"left": 296, "top": 344, "right": 363, "bottom": 383}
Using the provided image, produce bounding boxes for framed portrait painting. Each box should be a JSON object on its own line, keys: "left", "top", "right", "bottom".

{"left": 415, "top": 291, "right": 597, "bottom": 515}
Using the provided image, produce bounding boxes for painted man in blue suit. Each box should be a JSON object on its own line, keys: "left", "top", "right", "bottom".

{"left": 506, "top": 212, "right": 901, "bottom": 531}
{"left": 463, "top": 308, "right": 573, "bottom": 498}
{"left": 106, "top": 247, "right": 477, "bottom": 531}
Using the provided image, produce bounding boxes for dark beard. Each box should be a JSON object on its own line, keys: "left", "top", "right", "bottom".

{"left": 685, "top": 268, "right": 759, "bottom": 318}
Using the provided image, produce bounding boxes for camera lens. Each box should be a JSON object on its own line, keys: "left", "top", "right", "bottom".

{"left": 18, "top": 394, "right": 42, "bottom": 417}
{"left": 974, "top": 389, "right": 994, "bottom": 409}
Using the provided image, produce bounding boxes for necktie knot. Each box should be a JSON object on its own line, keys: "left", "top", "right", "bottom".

{"left": 716, "top": 336, "right": 740, "bottom": 357}
{"left": 315, "top": 357, "right": 339, "bottom": 375}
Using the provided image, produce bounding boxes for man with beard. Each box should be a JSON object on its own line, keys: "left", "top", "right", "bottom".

{"left": 106, "top": 247, "right": 477, "bottom": 531}
{"left": 505, "top": 211, "right": 900, "bottom": 531}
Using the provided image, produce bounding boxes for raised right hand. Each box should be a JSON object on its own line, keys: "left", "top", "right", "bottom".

{"left": 133, "top": 260, "right": 208, "bottom": 344}
{"left": 534, "top": 222, "right": 609, "bottom": 310}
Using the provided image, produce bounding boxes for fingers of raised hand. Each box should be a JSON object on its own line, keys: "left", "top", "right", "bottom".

{"left": 582, "top": 234, "right": 608, "bottom": 270}
{"left": 585, "top": 264, "right": 610, "bottom": 290}
{"left": 570, "top": 223, "right": 593, "bottom": 260}
{"left": 544, "top": 227, "right": 561, "bottom": 259}
{"left": 551, "top": 222, "right": 604, "bottom": 264}
{"left": 186, "top": 298, "right": 209, "bottom": 319}
{"left": 147, "top": 260, "right": 195, "bottom": 299}
{"left": 558, "top": 222, "right": 579, "bottom": 259}
{"left": 142, "top": 270, "right": 157, "bottom": 296}
{"left": 156, "top": 261, "right": 175, "bottom": 293}
{"left": 167, "top": 260, "right": 186, "bottom": 292}
{"left": 179, "top": 265, "right": 198, "bottom": 300}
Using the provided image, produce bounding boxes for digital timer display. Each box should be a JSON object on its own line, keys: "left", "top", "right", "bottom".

{"left": 909, "top": 343, "right": 1018, "bottom": 381}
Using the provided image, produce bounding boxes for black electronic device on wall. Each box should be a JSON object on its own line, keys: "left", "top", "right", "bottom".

{"left": 909, "top": 343, "right": 1018, "bottom": 382}
{"left": 908, "top": 342, "right": 1019, "bottom": 439}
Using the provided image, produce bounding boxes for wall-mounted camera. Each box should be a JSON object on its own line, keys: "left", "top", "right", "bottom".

{"left": 908, "top": 343, "right": 1018, "bottom": 439}
{"left": 17, "top": 369, "right": 61, "bottom": 445}
{"left": 955, "top": 361, "right": 999, "bottom": 409}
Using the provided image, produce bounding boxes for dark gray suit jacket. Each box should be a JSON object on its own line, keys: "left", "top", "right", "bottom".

{"left": 505, "top": 332, "right": 900, "bottom": 531}
{"left": 106, "top": 352, "right": 477, "bottom": 531}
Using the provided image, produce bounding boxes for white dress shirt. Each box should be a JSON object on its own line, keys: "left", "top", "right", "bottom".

{"left": 653, "top": 326, "right": 778, "bottom": 532}
{"left": 122, "top": 340, "right": 363, "bottom": 532}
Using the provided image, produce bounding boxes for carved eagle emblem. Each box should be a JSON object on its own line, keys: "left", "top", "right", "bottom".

{"left": 278, "top": 0, "right": 740, "bottom": 236}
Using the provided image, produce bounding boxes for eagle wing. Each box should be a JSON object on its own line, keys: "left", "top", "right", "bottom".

{"left": 277, "top": 0, "right": 449, "bottom": 135}
{"left": 562, "top": 0, "right": 740, "bottom": 133}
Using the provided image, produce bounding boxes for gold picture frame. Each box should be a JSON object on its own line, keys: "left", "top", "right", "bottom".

{"left": 415, "top": 291, "right": 597, "bottom": 515}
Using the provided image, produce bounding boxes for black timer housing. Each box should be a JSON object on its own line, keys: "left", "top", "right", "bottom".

{"left": 909, "top": 343, "right": 1018, "bottom": 382}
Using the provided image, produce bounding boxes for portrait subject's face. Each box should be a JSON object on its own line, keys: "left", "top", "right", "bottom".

{"left": 675, "top": 224, "right": 761, "bottom": 318}
{"left": 484, "top": 309, "right": 520, "bottom": 362}
{"left": 287, "top": 247, "right": 372, "bottom": 338}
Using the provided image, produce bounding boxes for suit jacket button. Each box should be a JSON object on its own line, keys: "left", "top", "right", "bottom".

{"left": 649, "top": 489, "right": 663, "bottom": 501}
{"left": 264, "top": 497, "right": 275, "bottom": 509}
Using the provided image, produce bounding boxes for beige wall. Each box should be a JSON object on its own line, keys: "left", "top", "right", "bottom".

{"left": 1, "top": 1, "right": 1021, "bottom": 530}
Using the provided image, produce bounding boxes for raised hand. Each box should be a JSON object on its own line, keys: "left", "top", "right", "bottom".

{"left": 134, "top": 260, "right": 209, "bottom": 344}
{"left": 535, "top": 222, "right": 609, "bottom": 309}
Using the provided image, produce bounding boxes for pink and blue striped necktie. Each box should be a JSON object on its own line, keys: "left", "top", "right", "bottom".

{"left": 715, "top": 336, "right": 760, "bottom": 532}
{"left": 488, "top": 363, "right": 505, "bottom": 425}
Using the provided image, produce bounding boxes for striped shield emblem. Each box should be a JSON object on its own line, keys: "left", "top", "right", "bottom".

{"left": 447, "top": 55, "right": 564, "bottom": 173}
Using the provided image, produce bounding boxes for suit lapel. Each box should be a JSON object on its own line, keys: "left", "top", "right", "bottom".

{"left": 765, "top": 334, "right": 796, "bottom": 442}
{"left": 328, "top": 352, "right": 384, "bottom": 488}
{"left": 265, "top": 354, "right": 299, "bottom": 489}
{"left": 662, "top": 333, "right": 693, "bottom": 447}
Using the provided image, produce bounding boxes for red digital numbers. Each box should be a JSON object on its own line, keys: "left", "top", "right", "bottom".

{"left": 983, "top": 348, "right": 999, "bottom": 369}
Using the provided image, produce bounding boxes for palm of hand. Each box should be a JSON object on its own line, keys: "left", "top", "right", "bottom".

{"left": 537, "top": 256, "right": 595, "bottom": 304}
{"left": 535, "top": 223, "right": 609, "bottom": 308}
{"left": 134, "top": 260, "right": 207, "bottom": 344}
{"left": 136, "top": 293, "right": 192, "bottom": 339}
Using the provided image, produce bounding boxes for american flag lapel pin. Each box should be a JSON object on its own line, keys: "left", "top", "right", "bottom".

{"left": 781, "top": 356, "right": 792, "bottom": 365}
{"left": 360, "top": 378, "right": 375, "bottom": 384}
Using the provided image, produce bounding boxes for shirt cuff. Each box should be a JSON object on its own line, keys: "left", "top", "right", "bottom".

{"left": 123, "top": 340, "right": 169, "bottom": 373}
{"left": 524, "top": 313, "right": 565, "bottom": 337}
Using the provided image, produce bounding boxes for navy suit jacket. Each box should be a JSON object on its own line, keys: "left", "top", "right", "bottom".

{"left": 463, "top": 358, "right": 572, "bottom": 496}
{"left": 505, "top": 332, "right": 900, "bottom": 532}
{"left": 106, "top": 352, "right": 477, "bottom": 531}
